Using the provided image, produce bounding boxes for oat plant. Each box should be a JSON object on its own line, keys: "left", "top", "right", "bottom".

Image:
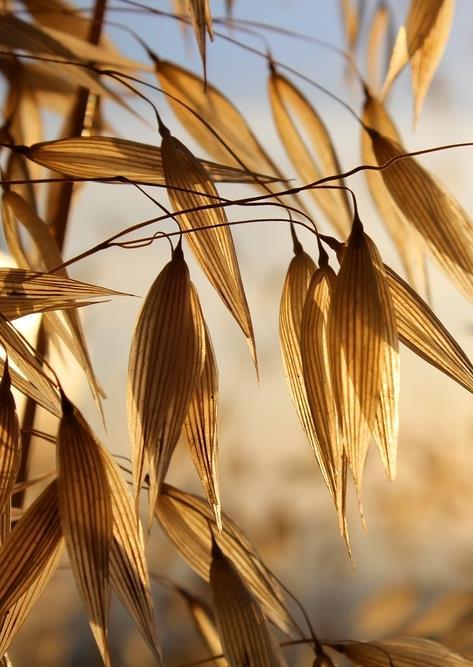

{"left": 0, "top": 0, "right": 472, "bottom": 665}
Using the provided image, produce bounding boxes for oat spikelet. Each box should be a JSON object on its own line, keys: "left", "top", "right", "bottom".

{"left": 57, "top": 396, "right": 113, "bottom": 667}
{"left": 268, "top": 70, "right": 352, "bottom": 237}
{"left": 161, "top": 130, "right": 256, "bottom": 369}
{"left": 0, "top": 480, "right": 62, "bottom": 618}
{"left": 328, "top": 217, "right": 399, "bottom": 491}
{"left": 386, "top": 265, "right": 473, "bottom": 393}
{"left": 301, "top": 261, "right": 348, "bottom": 532}
{"left": 127, "top": 244, "right": 205, "bottom": 515}
{"left": 101, "top": 448, "right": 163, "bottom": 664}
{"left": 187, "top": 0, "right": 214, "bottom": 81}
{"left": 369, "top": 128, "right": 473, "bottom": 303}
{"left": 381, "top": 0, "right": 455, "bottom": 123}
{"left": 156, "top": 484, "right": 301, "bottom": 638}
{"left": 23, "top": 136, "right": 272, "bottom": 185}
{"left": 362, "top": 90, "right": 427, "bottom": 295}
{"left": 210, "top": 541, "right": 287, "bottom": 667}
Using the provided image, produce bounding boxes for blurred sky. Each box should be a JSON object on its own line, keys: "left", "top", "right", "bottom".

{"left": 7, "top": 1, "right": 473, "bottom": 663}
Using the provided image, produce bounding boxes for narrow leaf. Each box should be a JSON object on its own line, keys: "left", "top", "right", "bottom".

{"left": 0, "top": 14, "right": 112, "bottom": 97}
{"left": 2, "top": 189, "right": 105, "bottom": 406}
{"left": 56, "top": 397, "right": 113, "bottom": 666}
{"left": 22, "top": 136, "right": 277, "bottom": 185}
{"left": 0, "top": 357, "right": 61, "bottom": 417}
{"left": 156, "top": 484, "right": 301, "bottom": 639}
{"left": 0, "top": 318, "right": 60, "bottom": 414}
{"left": 161, "top": 132, "right": 256, "bottom": 367}
{"left": 210, "top": 542, "right": 287, "bottom": 667}
{"left": 0, "top": 268, "right": 123, "bottom": 320}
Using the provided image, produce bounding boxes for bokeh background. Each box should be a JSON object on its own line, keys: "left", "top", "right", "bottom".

{"left": 3, "top": 0, "right": 473, "bottom": 664}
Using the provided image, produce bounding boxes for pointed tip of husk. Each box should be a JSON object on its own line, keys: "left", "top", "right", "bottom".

{"left": 290, "top": 222, "right": 303, "bottom": 255}
{"left": 213, "top": 503, "right": 222, "bottom": 533}
{"left": 247, "top": 335, "right": 259, "bottom": 384}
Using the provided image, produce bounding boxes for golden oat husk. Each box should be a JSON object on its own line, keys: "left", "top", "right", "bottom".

{"left": 156, "top": 484, "right": 301, "bottom": 638}
{"left": 56, "top": 396, "right": 113, "bottom": 666}
{"left": 268, "top": 71, "right": 352, "bottom": 237}
{"left": 210, "top": 541, "right": 287, "bottom": 667}
{"left": 183, "top": 296, "right": 221, "bottom": 528}
{"left": 327, "top": 217, "right": 399, "bottom": 490}
{"left": 161, "top": 131, "right": 256, "bottom": 369}
{"left": 127, "top": 244, "right": 205, "bottom": 515}
{"left": 369, "top": 128, "right": 473, "bottom": 303}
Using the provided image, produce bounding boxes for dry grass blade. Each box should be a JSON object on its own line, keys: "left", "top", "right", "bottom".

{"left": 0, "top": 318, "right": 60, "bottom": 413}
{"left": 210, "top": 541, "right": 287, "bottom": 667}
{"left": 301, "top": 264, "right": 346, "bottom": 526}
{"left": 22, "top": 136, "right": 276, "bottom": 185}
{"left": 57, "top": 396, "right": 113, "bottom": 667}
{"left": 0, "top": 362, "right": 21, "bottom": 516}
{"left": 268, "top": 71, "right": 352, "bottom": 237}
{"left": 161, "top": 132, "right": 256, "bottom": 368}
{"left": 362, "top": 92, "right": 426, "bottom": 294}
{"left": 381, "top": 0, "right": 455, "bottom": 122}
{"left": 0, "top": 14, "right": 111, "bottom": 97}
{"left": 2, "top": 189, "right": 105, "bottom": 406}
{"left": 156, "top": 484, "right": 301, "bottom": 638}
{"left": 334, "top": 637, "right": 472, "bottom": 666}
{"left": 328, "top": 218, "right": 399, "bottom": 490}
{"left": 386, "top": 265, "right": 473, "bottom": 393}
{"left": 0, "top": 267, "right": 123, "bottom": 319}
{"left": 184, "top": 296, "right": 221, "bottom": 528}
{"left": 369, "top": 129, "right": 473, "bottom": 303}
{"left": 0, "top": 539, "right": 63, "bottom": 657}
{"left": 100, "top": 448, "right": 162, "bottom": 664}
{"left": 187, "top": 0, "right": 214, "bottom": 80}
{"left": 0, "top": 479, "right": 62, "bottom": 618}
{"left": 155, "top": 58, "right": 280, "bottom": 178}
{"left": 0, "top": 357, "right": 60, "bottom": 416}
{"left": 127, "top": 245, "right": 205, "bottom": 515}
